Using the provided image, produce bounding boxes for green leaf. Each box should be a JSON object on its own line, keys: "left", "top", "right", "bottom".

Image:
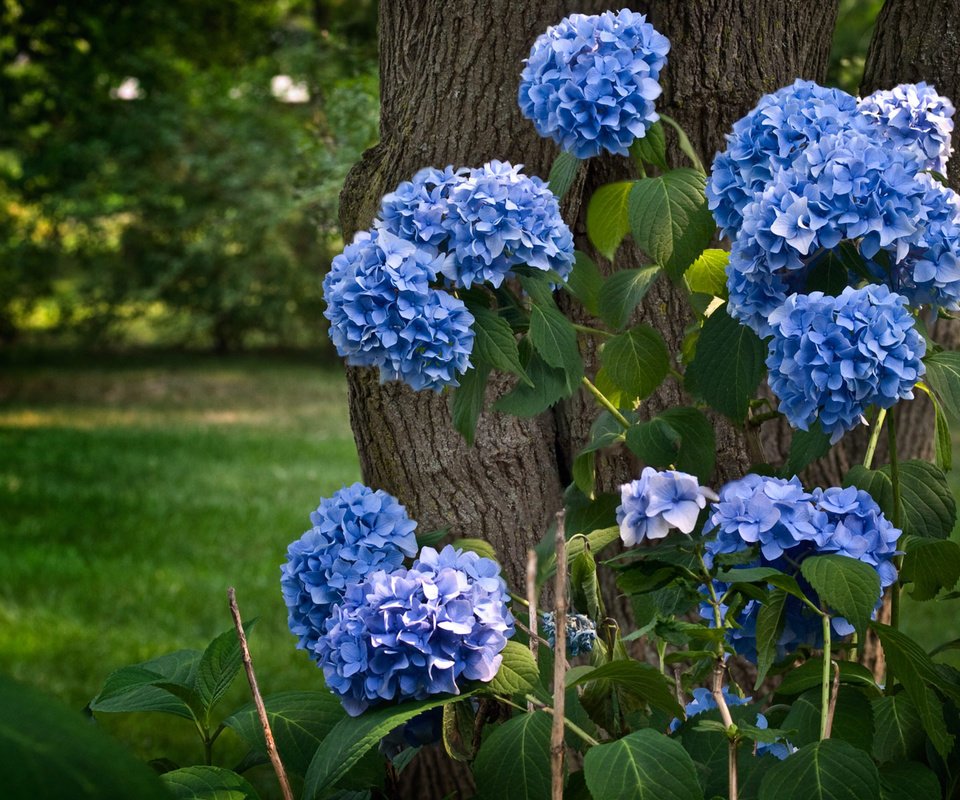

{"left": 224, "top": 691, "right": 346, "bottom": 776}
{"left": 456, "top": 537, "right": 497, "bottom": 560}
{"left": 474, "top": 712, "right": 552, "bottom": 800}
{"left": 597, "top": 266, "right": 661, "bottom": 330}
{"left": 570, "top": 545, "right": 604, "bottom": 620}
{"left": 901, "top": 537, "right": 960, "bottom": 600}
{"left": 548, "top": 151, "right": 582, "bottom": 199}
{"left": 871, "top": 622, "right": 954, "bottom": 757}
{"left": 780, "top": 687, "right": 874, "bottom": 752}
{"left": 923, "top": 350, "right": 960, "bottom": 423}
{"left": 572, "top": 411, "right": 627, "bottom": 497}
{"left": 303, "top": 693, "right": 472, "bottom": 798}
{"left": 493, "top": 351, "right": 567, "bottom": 417}
{"left": 754, "top": 588, "right": 788, "bottom": 688}
{"left": 451, "top": 364, "right": 490, "bottom": 446}
{"left": 933, "top": 395, "right": 953, "bottom": 471}
{"left": 800, "top": 555, "right": 880, "bottom": 638}
{"left": 879, "top": 761, "right": 942, "bottom": 800}
{"left": 528, "top": 302, "right": 583, "bottom": 391}
{"left": 600, "top": 324, "right": 670, "bottom": 401}
{"left": 195, "top": 621, "right": 256, "bottom": 718}
{"left": 685, "top": 306, "right": 766, "bottom": 422}
{"left": 871, "top": 694, "right": 926, "bottom": 763}
{"left": 805, "top": 243, "right": 862, "bottom": 295}
{"left": 776, "top": 659, "right": 879, "bottom": 697}
{"left": 627, "top": 169, "right": 714, "bottom": 280}
{"left": 786, "top": 421, "right": 831, "bottom": 476}
{"left": 758, "top": 740, "right": 880, "bottom": 800}
{"left": 442, "top": 700, "right": 477, "bottom": 762}
{"left": 587, "top": 181, "right": 633, "bottom": 260}
{"left": 161, "top": 766, "right": 258, "bottom": 799}
{"left": 469, "top": 306, "right": 530, "bottom": 384}
{"left": 583, "top": 729, "right": 704, "bottom": 800}
{"left": 90, "top": 650, "right": 201, "bottom": 720}
{"left": 566, "top": 251, "right": 604, "bottom": 317}
{"left": 683, "top": 249, "right": 728, "bottom": 298}
{"left": 487, "top": 641, "right": 541, "bottom": 698}
{"left": 1, "top": 675, "right": 171, "bottom": 800}
{"left": 630, "top": 122, "right": 668, "bottom": 170}
{"left": 625, "top": 407, "right": 716, "bottom": 482}
{"left": 566, "top": 660, "right": 682, "bottom": 718}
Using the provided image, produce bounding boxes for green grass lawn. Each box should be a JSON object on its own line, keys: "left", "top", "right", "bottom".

{"left": 0, "top": 352, "right": 361, "bottom": 780}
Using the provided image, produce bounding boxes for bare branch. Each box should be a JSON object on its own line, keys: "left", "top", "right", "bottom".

{"left": 551, "top": 513, "right": 567, "bottom": 800}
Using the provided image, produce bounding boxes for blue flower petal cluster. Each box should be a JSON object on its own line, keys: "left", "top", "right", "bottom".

{"left": 281, "top": 483, "right": 419, "bottom": 654}
{"left": 379, "top": 160, "right": 575, "bottom": 289}
{"left": 859, "top": 82, "right": 955, "bottom": 174}
{"left": 315, "top": 545, "right": 514, "bottom": 716}
{"left": 766, "top": 285, "right": 925, "bottom": 443}
{"left": 617, "top": 468, "right": 718, "bottom": 546}
{"left": 322, "top": 227, "right": 475, "bottom": 391}
{"left": 518, "top": 10, "right": 670, "bottom": 158}
{"left": 541, "top": 612, "right": 597, "bottom": 656}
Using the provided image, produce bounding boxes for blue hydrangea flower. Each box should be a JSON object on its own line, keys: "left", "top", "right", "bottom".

{"left": 540, "top": 612, "right": 597, "bottom": 656}
{"left": 859, "top": 82, "right": 955, "bottom": 174}
{"left": 378, "top": 161, "right": 574, "bottom": 289}
{"left": 766, "top": 285, "right": 926, "bottom": 443}
{"left": 519, "top": 10, "right": 670, "bottom": 158}
{"left": 322, "top": 227, "right": 475, "bottom": 390}
{"left": 315, "top": 545, "right": 514, "bottom": 715}
{"left": 707, "top": 80, "right": 862, "bottom": 240}
{"left": 281, "top": 483, "right": 418, "bottom": 655}
{"left": 617, "top": 468, "right": 718, "bottom": 546}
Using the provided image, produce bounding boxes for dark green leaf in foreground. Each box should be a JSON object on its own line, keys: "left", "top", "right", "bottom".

{"left": 758, "top": 739, "right": 880, "bottom": 800}
{"left": 162, "top": 766, "right": 258, "bottom": 799}
{"left": 474, "top": 712, "right": 552, "bottom": 800}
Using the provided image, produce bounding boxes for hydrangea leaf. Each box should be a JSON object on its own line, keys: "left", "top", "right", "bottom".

{"left": 493, "top": 351, "right": 567, "bottom": 418}
{"left": 570, "top": 545, "right": 604, "bottom": 620}
{"left": 758, "top": 740, "right": 880, "bottom": 800}
{"left": 573, "top": 411, "right": 628, "bottom": 497}
{"left": 871, "top": 694, "right": 925, "bottom": 764}
{"left": 473, "top": 712, "right": 552, "bottom": 800}
{"left": 786, "top": 421, "right": 832, "bottom": 477}
{"left": 468, "top": 305, "right": 532, "bottom": 385}
{"left": 754, "top": 587, "right": 788, "bottom": 688}
{"left": 685, "top": 306, "right": 766, "bottom": 422}
{"left": 629, "top": 122, "right": 668, "bottom": 170}
{"left": 487, "top": 641, "right": 541, "bottom": 698}
{"left": 934, "top": 394, "right": 953, "bottom": 471}
{"left": 587, "top": 181, "right": 634, "bottom": 260}
{"left": 625, "top": 407, "right": 716, "bottom": 482}
{"left": 871, "top": 622, "right": 955, "bottom": 757}
{"left": 583, "top": 729, "right": 703, "bottom": 800}
{"left": 804, "top": 241, "right": 863, "bottom": 295}
{"left": 528, "top": 301, "right": 584, "bottom": 392}
{"left": 567, "top": 660, "right": 682, "bottom": 718}
{"left": 597, "top": 266, "right": 662, "bottom": 330}
{"left": 779, "top": 687, "right": 874, "bottom": 752}
{"left": 683, "top": 249, "right": 728, "bottom": 298}
{"left": 600, "top": 324, "right": 670, "bottom": 401}
{"left": 224, "top": 691, "right": 346, "bottom": 776}
{"left": 879, "top": 761, "right": 942, "bottom": 800}
{"left": 800, "top": 555, "right": 879, "bottom": 639}
{"left": 194, "top": 620, "right": 256, "bottom": 719}
{"left": 900, "top": 537, "right": 960, "bottom": 600}
{"left": 161, "top": 766, "right": 258, "bottom": 800}
{"left": 924, "top": 350, "right": 960, "bottom": 423}
{"left": 442, "top": 700, "right": 477, "bottom": 762}
{"left": 564, "top": 485, "right": 620, "bottom": 538}
{"left": 90, "top": 650, "right": 202, "bottom": 720}
{"left": 775, "top": 659, "right": 879, "bottom": 697}
{"left": 455, "top": 538, "right": 498, "bottom": 561}
{"left": 566, "top": 251, "right": 604, "bottom": 316}
{"left": 451, "top": 364, "right": 490, "bottom": 446}
{"left": 548, "top": 151, "right": 582, "bottom": 199}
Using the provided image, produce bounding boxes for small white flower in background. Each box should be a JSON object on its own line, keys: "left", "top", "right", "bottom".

{"left": 110, "top": 77, "right": 143, "bottom": 101}
{"left": 271, "top": 75, "right": 310, "bottom": 104}
{"left": 617, "top": 467, "right": 718, "bottom": 546}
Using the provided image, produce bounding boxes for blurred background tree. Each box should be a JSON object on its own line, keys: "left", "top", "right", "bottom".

{"left": 0, "top": 0, "right": 377, "bottom": 351}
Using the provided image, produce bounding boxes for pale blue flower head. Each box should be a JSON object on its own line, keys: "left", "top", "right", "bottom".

{"left": 281, "top": 483, "right": 418, "bottom": 654}
{"left": 519, "top": 9, "right": 670, "bottom": 158}
{"left": 617, "top": 467, "right": 718, "bottom": 546}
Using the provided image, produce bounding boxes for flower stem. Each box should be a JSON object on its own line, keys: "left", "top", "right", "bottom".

{"left": 659, "top": 114, "right": 706, "bottom": 174}
{"left": 581, "top": 376, "right": 631, "bottom": 429}
{"left": 862, "top": 407, "right": 887, "bottom": 469}
{"left": 887, "top": 410, "right": 904, "bottom": 690}
{"left": 572, "top": 322, "right": 612, "bottom": 339}
{"left": 820, "top": 614, "right": 832, "bottom": 741}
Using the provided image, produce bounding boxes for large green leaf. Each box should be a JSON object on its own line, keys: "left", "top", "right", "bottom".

{"left": 570, "top": 544, "right": 604, "bottom": 620}
{"left": 566, "top": 660, "right": 682, "bottom": 718}
{"left": 493, "top": 345, "right": 567, "bottom": 418}
{"left": 683, "top": 249, "right": 728, "bottom": 299}
{"left": 779, "top": 687, "right": 874, "bottom": 753}
{"left": 548, "top": 151, "right": 582, "bottom": 200}
{"left": 566, "top": 251, "right": 604, "bottom": 317}
{"left": 923, "top": 350, "right": 960, "bottom": 423}
{"left": 0, "top": 676, "right": 171, "bottom": 800}
{"left": 625, "top": 407, "right": 716, "bottom": 482}
{"left": 469, "top": 306, "right": 530, "bottom": 383}
{"left": 583, "top": 729, "right": 704, "bottom": 800}
{"left": 685, "top": 306, "right": 766, "bottom": 422}
{"left": 451, "top": 364, "right": 490, "bottom": 446}
{"left": 878, "top": 761, "right": 941, "bottom": 800}
{"left": 800, "top": 555, "right": 880, "bottom": 638}
{"left": 224, "top": 691, "right": 346, "bottom": 776}
{"left": 587, "top": 181, "right": 633, "bottom": 260}
{"left": 528, "top": 301, "right": 583, "bottom": 391}
{"left": 162, "top": 766, "right": 258, "bottom": 799}
{"left": 600, "top": 324, "right": 670, "bottom": 401}
{"left": 630, "top": 122, "right": 668, "bottom": 170}
{"left": 474, "top": 712, "right": 552, "bottom": 800}
{"left": 195, "top": 621, "right": 255, "bottom": 719}
{"left": 758, "top": 740, "right": 880, "bottom": 800}
{"left": 754, "top": 588, "right": 788, "bottom": 688}
{"left": 90, "top": 649, "right": 201, "bottom": 720}
{"left": 776, "top": 659, "right": 879, "bottom": 697}
{"left": 900, "top": 536, "right": 960, "bottom": 600}
{"left": 871, "top": 694, "right": 925, "bottom": 763}
{"left": 487, "top": 641, "right": 541, "bottom": 698}
{"left": 597, "top": 266, "right": 661, "bottom": 330}
{"left": 303, "top": 693, "right": 471, "bottom": 797}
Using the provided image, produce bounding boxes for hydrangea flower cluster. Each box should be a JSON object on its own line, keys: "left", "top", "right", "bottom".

{"left": 617, "top": 468, "right": 718, "bottom": 546}
{"left": 518, "top": 9, "right": 670, "bottom": 158}
{"left": 379, "top": 161, "right": 575, "bottom": 289}
{"left": 702, "top": 474, "right": 901, "bottom": 658}
{"left": 541, "top": 612, "right": 598, "bottom": 656}
{"left": 316, "top": 545, "right": 515, "bottom": 715}
{"left": 283, "top": 487, "right": 514, "bottom": 716}
{"left": 669, "top": 687, "right": 794, "bottom": 760}
{"left": 282, "top": 483, "right": 419, "bottom": 654}
{"left": 766, "top": 285, "right": 926, "bottom": 442}
{"left": 322, "top": 228, "right": 475, "bottom": 391}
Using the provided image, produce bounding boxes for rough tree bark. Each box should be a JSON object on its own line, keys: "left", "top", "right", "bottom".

{"left": 337, "top": 2, "right": 838, "bottom": 795}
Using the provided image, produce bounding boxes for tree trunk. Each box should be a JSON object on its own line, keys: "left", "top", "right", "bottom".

{"left": 338, "top": 2, "right": 837, "bottom": 795}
